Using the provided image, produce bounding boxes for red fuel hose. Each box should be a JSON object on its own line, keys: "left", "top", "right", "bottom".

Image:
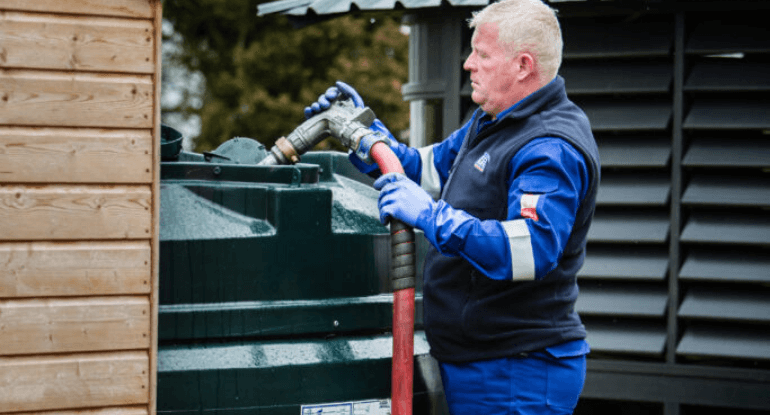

{"left": 371, "top": 141, "right": 415, "bottom": 415}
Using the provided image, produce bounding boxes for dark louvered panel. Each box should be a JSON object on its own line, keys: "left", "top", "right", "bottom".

{"left": 583, "top": 319, "right": 667, "bottom": 357}
{"left": 683, "top": 98, "right": 770, "bottom": 130}
{"left": 679, "top": 287, "right": 770, "bottom": 324}
{"left": 679, "top": 10, "right": 770, "bottom": 368}
{"left": 562, "top": 18, "right": 673, "bottom": 59}
{"left": 685, "top": 60, "right": 770, "bottom": 92}
{"left": 588, "top": 210, "right": 670, "bottom": 244}
{"left": 682, "top": 175, "right": 770, "bottom": 208}
{"left": 680, "top": 212, "right": 770, "bottom": 246}
{"left": 460, "top": 74, "right": 471, "bottom": 97}
{"left": 677, "top": 324, "right": 770, "bottom": 361}
{"left": 683, "top": 137, "right": 770, "bottom": 168}
{"left": 597, "top": 136, "right": 671, "bottom": 168}
{"left": 560, "top": 14, "right": 673, "bottom": 363}
{"left": 597, "top": 173, "right": 669, "bottom": 206}
{"left": 680, "top": 249, "right": 770, "bottom": 284}
{"left": 580, "top": 99, "right": 672, "bottom": 132}
{"left": 686, "top": 19, "right": 770, "bottom": 55}
{"left": 577, "top": 283, "right": 667, "bottom": 318}
{"left": 578, "top": 246, "right": 668, "bottom": 281}
{"left": 561, "top": 61, "right": 672, "bottom": 95}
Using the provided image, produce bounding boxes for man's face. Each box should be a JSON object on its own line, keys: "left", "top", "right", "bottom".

{"left": 463, "top": 22, "right": 521, "bottom": 117}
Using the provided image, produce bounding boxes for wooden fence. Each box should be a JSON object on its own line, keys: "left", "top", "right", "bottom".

{"left": 0, "top": 0, "right": 161, "bottom": 413}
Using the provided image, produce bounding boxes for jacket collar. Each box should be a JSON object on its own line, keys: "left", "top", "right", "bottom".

{"left": 476, "top": 75, "right": 566, "bottom": 129}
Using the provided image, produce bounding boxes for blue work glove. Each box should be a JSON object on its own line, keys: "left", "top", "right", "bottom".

{"left": 376, "top": 173, "right": 476, "bottom": 257}
{"left": 304, "top": 81, "right": 364, "bottom": 119}
{"left": 374, "top": 173, "right": 436, "bottom": 229}
{"left": 304, "top": 81, "right": 399, "bottom": 175}
{"left": 348, "top": 120, "right": 400, "bottom": 175}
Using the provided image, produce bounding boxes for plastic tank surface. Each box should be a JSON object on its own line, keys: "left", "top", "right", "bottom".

{"left": 156, "top": 126, "right": 444, "bottom": 414}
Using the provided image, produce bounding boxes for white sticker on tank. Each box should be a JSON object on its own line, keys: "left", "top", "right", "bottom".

{"left": 301, "top": 398, "right": 391, "bottom": 414}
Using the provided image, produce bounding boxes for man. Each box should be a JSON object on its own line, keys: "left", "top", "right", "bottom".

{"left": 306, "top": 1, "right": 599, "bottom": 413}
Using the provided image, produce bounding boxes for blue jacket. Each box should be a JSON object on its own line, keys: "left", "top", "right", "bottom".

{"left": 388, "top": 76, "right": 600, "bottom": 362}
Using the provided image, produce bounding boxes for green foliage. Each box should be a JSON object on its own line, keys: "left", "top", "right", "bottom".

{"left": 162, "top": 0, "right": 409, "bottom": 152}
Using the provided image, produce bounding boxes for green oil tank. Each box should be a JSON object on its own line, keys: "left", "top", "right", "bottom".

{"left": 157, "top": 126, "right": 446, "bottom": 414}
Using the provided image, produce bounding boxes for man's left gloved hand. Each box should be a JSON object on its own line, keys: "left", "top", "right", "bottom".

{"left": 374, "top": 173, "right": 435, "bottom": 229}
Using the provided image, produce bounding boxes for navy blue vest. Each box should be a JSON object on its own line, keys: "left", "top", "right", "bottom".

{"left": 423, "top": 76, "right": 600, "bottom": 362}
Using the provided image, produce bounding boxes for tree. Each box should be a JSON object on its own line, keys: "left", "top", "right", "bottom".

{"left": 162, "top": 0, "right": 409, "bottom": 153}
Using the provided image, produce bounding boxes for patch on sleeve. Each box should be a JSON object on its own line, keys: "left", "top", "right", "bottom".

{"left": 520, "top": 194, "right": 540, "bottom": 221}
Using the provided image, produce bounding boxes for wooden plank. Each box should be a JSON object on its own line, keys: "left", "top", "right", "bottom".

{"left": 14, "top": 406, "right": 148, "bottom": 415}
{"left": 0, "top": 0, "right": 153, "bottom": 19}
{"left": 0, "top": 70, "right": 153, "bottom": 128}
{"left": 0, "top": 12, "right": 154, "bottom": 73}
{"left": 0, "top": 351, "right": 149, "bottom": 412}
{"left": 0, "top": 127, "right": 152, "bottom": 183}
{"left": 0, "top": 241, "right": 151, "bottom": 298}
{"left": 148, "top": 3, "right": 162, "bottom": 414}
{"left": 0, "top": 296, "right": 150, "bottom": 355}
{"left": 0, "top": 185, "right": 151, "bottom": 240}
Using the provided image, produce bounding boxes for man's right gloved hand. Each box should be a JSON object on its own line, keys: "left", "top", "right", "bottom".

{"left": 304, "top": 80, "right": 365, "bottom": 118}
{"left": 305, "top": 81, "right": 400, "bottom": 175}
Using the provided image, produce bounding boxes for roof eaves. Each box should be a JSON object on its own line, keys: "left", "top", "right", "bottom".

{"left": 258, "top": 0, "right": 492, "bottom": 17}
{"left": 257, "top": 0, "right": 312, "bottom": 16}
{"left": 446, "top": 0, "right": 492, "bottom": 6}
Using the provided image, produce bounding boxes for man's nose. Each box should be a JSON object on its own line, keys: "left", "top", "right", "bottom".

{"left": 463, "top": 55, "right": 474, "bottom": 71}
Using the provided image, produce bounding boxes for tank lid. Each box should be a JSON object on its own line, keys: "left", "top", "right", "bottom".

{"left": 161, "top": 125, "right": 184, "bottom": 160}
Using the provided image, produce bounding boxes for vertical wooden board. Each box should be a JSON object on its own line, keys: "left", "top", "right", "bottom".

{"left": 0, "top": 296, "right": 151, "bottom": 355}
{"left": 0, "top": 127, "right": 153, "bottom": 183}
{"left": 149, "top": 1, "right": 163, "bottom": 415}
{"left": 149, "top": 1, "right": 162, "bottom": 414}
{"left": 0, "top": 352, "right": 149, "bottom": 412}
{"left": 0, "top": 241, "right": 151, "bottom": 297}
{"left": 0, "top": 70, "right": 153, "bottom": 128}
{"left": 0, "top": 0, "right": 154, "bottom": 18}
{"left": 0, "top": 185, "right": 152, "bottom": 240}
{"left": 0, "top": 12, "right": 155, "bottom": 73}
{"left": 13, "top": 406, "right": 148, "bottom": 415}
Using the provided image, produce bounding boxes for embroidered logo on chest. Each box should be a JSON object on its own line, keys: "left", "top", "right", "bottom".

{"left": 521, "top": 194, "right": 541, "bottom": 221}
{"left": 474, "top": 152, "right": 490, "bottom": 172}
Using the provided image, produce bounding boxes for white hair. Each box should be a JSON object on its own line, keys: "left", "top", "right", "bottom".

{"left": 469, "top": 0, "right": 563, "bottom": 83}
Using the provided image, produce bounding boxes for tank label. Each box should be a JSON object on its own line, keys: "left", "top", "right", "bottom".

{"left": 301, "top": 398, "right": 391, "bottom": 414}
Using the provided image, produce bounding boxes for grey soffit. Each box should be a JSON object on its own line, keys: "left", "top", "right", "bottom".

{"left": 257, "top": 0, "right": 591, "bottom": 16}
{"left": 258, "top": 0, "right": 491, "bottom": 16}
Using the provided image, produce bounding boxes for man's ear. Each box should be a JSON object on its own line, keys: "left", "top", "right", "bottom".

{"left": 515, "top": 52, "right": 537, "bottom": 81}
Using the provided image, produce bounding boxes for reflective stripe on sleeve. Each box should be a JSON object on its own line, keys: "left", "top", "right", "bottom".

{"left": 418, "top": 145, "right": 442, "bottom": 200}
{"left": 500, "top": 219, "right": 536, "bottom": 281}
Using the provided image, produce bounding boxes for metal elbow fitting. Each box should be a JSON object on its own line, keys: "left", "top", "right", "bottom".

{"left": 258, "top": 98, "right": 378, "bottom": 166}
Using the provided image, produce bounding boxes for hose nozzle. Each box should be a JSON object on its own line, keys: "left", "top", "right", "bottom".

{"left": 258, "top": 99, "right": 378, "bottom": 166}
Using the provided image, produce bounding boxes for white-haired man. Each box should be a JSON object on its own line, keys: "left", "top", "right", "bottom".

{"left": 307, "top": 1, "right": 599, "bottom": 413}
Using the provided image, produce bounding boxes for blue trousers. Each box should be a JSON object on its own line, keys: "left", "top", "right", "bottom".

{"left": 439, "top": 341, "right": 588, "bottom": 415}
